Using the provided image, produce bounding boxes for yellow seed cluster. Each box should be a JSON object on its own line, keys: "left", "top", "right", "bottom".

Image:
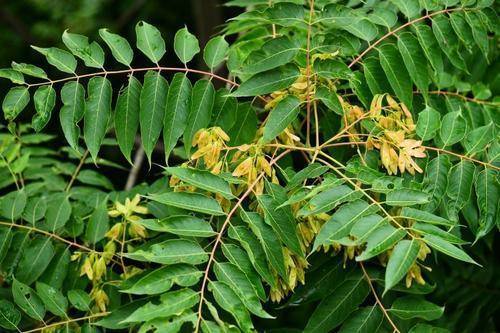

{"left": 270, "top": 248, "right": 308, "bottom": 303}
{"left": 191, "top": 127, "right": 230, "bottom": 172}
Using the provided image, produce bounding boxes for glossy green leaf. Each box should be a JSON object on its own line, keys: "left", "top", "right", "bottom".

{"left": 15, "top": 237, "right": 54, "bottom": 285}
{"left": 384, "top": 239, "right": 420, "bottom": 294}
{"left": 204, "top": 36, "right": 229, "bottom": 69}
{"left": 356, "top": 225, "right": 406, "bottom": 261}
{"left": 228, "top": 102, "right": 257, "bottom": 146}
{"left": 59, "top": 81, "right": 85, "bottom": 150}
{"left": 125, "top": 239, "right": 208, "bottom": 265}
{"left": 212, "top": 88, "right": 237, "bottom": 132}
{"left": 135, "top": 21, "right": 166, "bottom": 64}
{"left": 67, "top": 289, "right": 91, "bottom": 311}
{"left": 2, "top": 86, "right": 30, "bottom": 121}
{"left": 298, "top": 185, "right": 361, "bottom": 216}
{"left": 432, "top": 16, "right": 467, "bottom": 72}
{"left": 339, "top": 306, "right": 383, "bottom": 333}
{"left": 241, "top": 36, "right": 298, "bottom": 74}
{"left": 85, "top": 200, "right": 109, "bottom": 245}
{"left": 174, "top": 27, "right": 200, "bottom": 64}
{"left": 413, "top": 23, "right": 444, "bottom": 74}
{"left": 36, "top": 282, "right": 67, "bottom": 317}
{"left": 440, "top": 111, "right": 467, "bottom": 147}
{"left": 140, "top": 70, "right": 168, "bottom": 163}
{"left": 32, "top": 85, "right": 56, "bottom": 132}
{"left": 121, "top": 264, "right": 202, "bottom": 295}
{"left": 400, "top": 207, "right": 453, "bottom": 226}
{"left": 44, "top": 193, "right": 72, "bottom": 231}
{"left": 423, "top": 234, "right": 478, "bottom": 264}
{"left": 147, "top": 192, "right": 225, "bottom": 216}
{"left": 389, "top": 296, "right": 444, "bottom": 321}
{"left": 139, "top": 216, "right": 216, "bottom": 237}
{"left": 304, "top": 277, "right": 369, "bottom": 333}
{"left": 114, "top": 76, "right": 141, "bottom": 163}
{"left": 463, "top": 122, "right": 495, "bottom": 155}
{"left": 31, "top": 46, "right": 77, "bottom": 74}
{"left": 122, "top": 288, "right": 199, "bottom": 323}
{"left": 378, "top": 44, "right": 413, "bottom": 108}
{"left": 397, "top": 32, "right": 429, "bottom": 97}
{"left": 386, "top": 189, "right": 429, "bottom": 206}
{"left": 232, "top": 64, "right": 300, "bottom": 97}
{"left": 416, "top": 106, "right": 440, "bottom": 141}
{"left": 262, "top": 95, "right": 301, "bottom": 143}
{"left": 1, "top": 190, "right": 27, "bottom": 220}
{"left": 84, "top": 76, "right": 113, "bottom": 161}
{"left": 165, "top": 167, "right": 234, "bottom": 199}
{"left": 163, "top": 73, "right": 192, "bottom": 161}
{"left": 363, "top": 56, "right": 393, "bottom": 96}
{"left": 62, "top": 30, "right": 105, "bottom": 68}
{"left": 446, "top": 161, "right": 475, "bottom": 220}
{"left": 390, "top": 0, "right": 420, "bottom": 18}
{"left": 474, "top": 169, "right": 499, "bottom": 239}
{"left": 0, "top": 69, "right": 24, "bottom": 84}
{"left": 11, "top": 62, "right": 47, "bottom": 79}
{"left": 183, "top": 79, "right": 215, "bottom": 156}
{"left": 99, "top": 28, "right": 133, "bottom": 67}
{"left": 208, "top": 281, "right": 253, "bottom": 332}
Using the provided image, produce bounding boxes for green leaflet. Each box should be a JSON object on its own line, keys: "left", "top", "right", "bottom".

{"left": 183, "top": 79, "right": 215, "bottom": 156}
{"left": 422, "top": 234, "right": 478, "bottom": 265}
{"left": 99, "top": 28, "right": 134, "bottom": 67}
{"left": 0, "top": 69, "right": 24, "bottom": 84}
{"left": 262, "top": 95, "right": 301, "bottom": 143}
{"left": 378, "top": 44, "right": 413, "bottom": 109}
{"left": 411, "top": 223, "right": 466, "bottom": 245}
{"left": 125, "top": 239, "right": 208, "bottom": 265}
{"left": 356, "top": 225, "right": 406, "bottom": 261}
{"left": 208, "top": 281, "right": 254, "bottom": 332}
{"left": 385, "top": 189, "right": 430, "bottom": 206}
{"left": 67, "top": 290, "right": 91, "bottom": 311}
{"left": 164, "top": 166, "right": 234, "bottom": 199}
{"left": 62, "top": 30, "right": 105, "bottom": 68}
{"left": 140, "top": 70, "right": 168, "bottom": 163}
{"left": 439, "top": 111, "right": 467, "bottom": 147}
{"left": 423, "top": 155, "right": 451, "bottom": 212}
{"left": 350, "top": 214, "right": 387, "bottom": 243}
{"left": 204, "top": 36, "right": 229, "bottom": 70}
{"left": 416, "top": 106, "right": 441, "bottom": 141}
{"left": 315, "top": 86, "right": 343, "bottom": 115}
{"left": 135, "top": 21, "right": 166, "bottom": 64}
{"left": 85, "top": 200, "right": 109, "bottom": 245}
{"left": 1, "top": 190, "right": 27, "bottom": 220}
{"left": 474, "top": 169, "right": 499, "bottom": 239}
{"left": 214, "top": 262, "right": 273, "bottom": 319}
{"left": 15, "top": 237, "right": 54, "bottom": 285}
{"left": 120, "top": 264, "right": 202, "bottom": 295}
{"left": 139, "top": 216, "right": 216, "bottom": 238}
{"left": 59, "top": 81, "right": 85, "bottom": 150}
{"left": 242, "top": 36, "right": 298, "bottom": 74}
{"left": 450, "top": 12, "right": 475, "bottom": 50}
{"left": 211, "top": 88, "right": 237, "bottom": 132}
{"left": 84, "top": 76, "right": 113, "bottom": 161}
{"left": 0, "top": 300, "right": 21, "bottom": 330}
{"left": 313, "top": 59, "right": 351, "bottom": 80}
{"left": 314, "top": 200, "right": 375, "bottom": 249}
{"left": 431, "top": 15, "right": 467, "bottom": 72}
{"left": 363, "top": 56, "right": 393, "bottom": 96}
{"left": 412, "top": 23, "right": 444, "bottom": 74}
{"left": 31, "top": 46, "right": 77, "bottom": 74}
{"left": 221, "top": 243, "right": 266, "bottom": 301}
{"left": 390, "top": 0, "right": 420, "bottom": 19}
{"left": 147, "top": 192, "right": 225, "bottom": 216}
{"left": 232, "top": 64, "right": 300, "bottom": 97}
{"left": 122, "top": 288, "right": 199, "bottom": 323}
{"left": 397, "top": 32, "right": 430, "bottom": 98}
{"left": 446, "top": 161, "right": 475, "bottom": 220}
{"left": 463, "top": 11, "right": 489, "bottom": 59}
{"left": 368, "top": 8, "right": 397, "bottom": 28}
{"left": 32, "top": 85, "right": 56, "bottom": 132}
{"left": 298, "top": 185, "right": 361, "bottom": 216}
{"left": 240, "top": 210, "right": 287, "bottom": 280}
{"left": 384, "top": 239, "right": 420, "bottom": 294}
{"left": 115, "top": 76, "right": 142, "bottom": 163}
{"left": 463, "top": 122, "right": 495, "bottom": 155}
{"left": 0, "top": 228, "right": 13, "bottom": 264}
{"left": 257, "top": 194, "right": 304, "bottom": 256}
{"left": 174, "top": 27, "right": 200, "bottom": 64}
{"left": 228, "top": 225, "right": 276, "bottom": 288}
{"left": 286, "top": 163, "right": 329, "bottom": 190}
{"left": 12, "top": 278, "right": 46, "bottom": 321}
{"left": 11, "top": 62, "right": 47, "bottom": 79}
{"left": 339, "top": 306, "right": 383, "bottom": 333}
{"left": 304, "top": 277, "right": 369, "bottom": 333}
{"left": 400, "top": 207, "right": 453, "bottom": 227}
{"left": 2, "top": 86, "right": 30, "bottom": 121}
{"left": 228, "top": 102, "right": 257, "bottom": 146}
{"left": 42, "top": 193, "right": 72, "bottom": 231}
{"left": 389, "top": 296, "right": 444, "bottom": 321}
{"left": 163, "top": 73, "right": 192, "bottom": 162}
{"left": 39, "top": 246, "right": 70, "bottom": 290}
{"left": 343, "top": 18, "right": 378, "bottom": 42}
{"left": 350, "top": 71, "right": 372, "bottom": 108}
{"left": 35, "top": 282, "right": 67, "bottom": 317}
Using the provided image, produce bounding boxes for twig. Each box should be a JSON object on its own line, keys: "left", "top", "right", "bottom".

{"left": 65, "top": 150, "right": 89, "bottom": 192}
{"left": 21, "top": 313, "right": 109, "bottom": 333}
{"left": 359, "top": 262, "right": 401, "bottom": 333}
{"left": 125, "top": 146, "right": 145, "bottom": 190}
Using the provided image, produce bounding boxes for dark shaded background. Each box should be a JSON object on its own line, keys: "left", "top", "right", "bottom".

{"left": 0, "top": 0, "right": 241, "bottom": 187}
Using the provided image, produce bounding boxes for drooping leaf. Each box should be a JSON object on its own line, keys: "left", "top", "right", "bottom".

{"left": 397, "top": 32, "right": 430, "bottom": 97}
{"left": 31, "top": 46, "right": 77, "bottom": 74}
{"left": 115, "top": 76, "right": 141, "bottom": 163}
{"left": 165, "top": 167, "right": 234, "bottom": 199}
{"left": 304, "top": 277, "right": 369, "bottom": 333}
{"left": 400, "top": 207, "right": 453, "bottom": 227}
{"left": 1, "top": 190, "right": 27, "bottom": 220}
{"left": 174, "top": 27, "right": 200, "bottom": 64}
{"left": 59, "top": 81, "right": 85, "bottom": 150}
{"left": 67, "top": 289, "right": 91, "bottom": 311}
{"left": 413, "top": 23, "right": 444, "bottom": 74}
{"left": 232, "top": 64, "right": 300, "bottom": 97}
{"left": 378, "top": 44, "right": 413, "bottom": 108}
{"left": 0, "top": 69, "right": 24, "bottom": 84}
{"left": 446, "top": 161, "right": 475, "bottom": 220}
{"left": 84, "top": 76, "right": 113, "bottom": 161}
{"left": 99, "top": 28, "right": 134, "bottom": 67}
{"left": 15, "top": 237, "right": 55, "bottom": 285}
{"left": 35, "top": 282, "right": 68, "bottom": 317}
{"left": 183, "top": 79, "right": 215, "bottom": 156}
{"left": 389, "top": 296, "right": 444, "bottom": 321}
{"left": 135, "top": 21, "right": 166, "bottom": 64}
{"left": 125, "top": 239, "right": 208, "bottom": 265}
{"left": 139, "top": 216, "right": 216, "bottom": 238}
{"left": 12, "top": 278, "right": 45, "bottom": 321}
{"left": 228, "top": 102, "right": 257, "bottom": 146}
{"left": 356, "top": 224, "right": 406, "bottom": 261}
{"left": 241, "top": 36, "right": 298, "bottom": 74}
{"left": 385, "top": 189, "right": 429, "bottom": 206}
{"left": 85, "top": 199, "right": 109, "bottom": 245}
{"left": 147, "top": 192, "right": 225, "bottom": 216}
{"left": 11, "top": 62, "right": 47, "bottom": 79}
{"left": 390, "top": 0, "right": 420, "bottom": 19}
{"left": 474, "top": 169, "right": 499, "bottom": 239}
{"left": 262, "top": 95, "right": 301, "bottom": 143}
{"left": 338, "top": 306, "right": 384, "bottom": 333}
{"left": 163, "top": 73, "right": 192, "bottom": 162}
{"left": 384, "top": 239, "right": 420, "bottom": 293}
{"left": 416, "top": 106, "right": 441, "bottom": 141}
{"left": 439, "top": 111, "right": 467, "bottom": 147}
{"left": 0, "top": 300, "right": 21, "bottom": 330}
{"left": 44, "top": 193, "right": 72, "bottom": 231}
{"left": 140, "top": 70, "right": 168, "bottom": 163}
{"left": 463, "top": 122, "right": 495, "bottom": 155}
{"left": 432, "top": 16, "right": 467, "bottom": 72}
{"left": 422, "top": 234, "right": 478, "bottom": 264}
